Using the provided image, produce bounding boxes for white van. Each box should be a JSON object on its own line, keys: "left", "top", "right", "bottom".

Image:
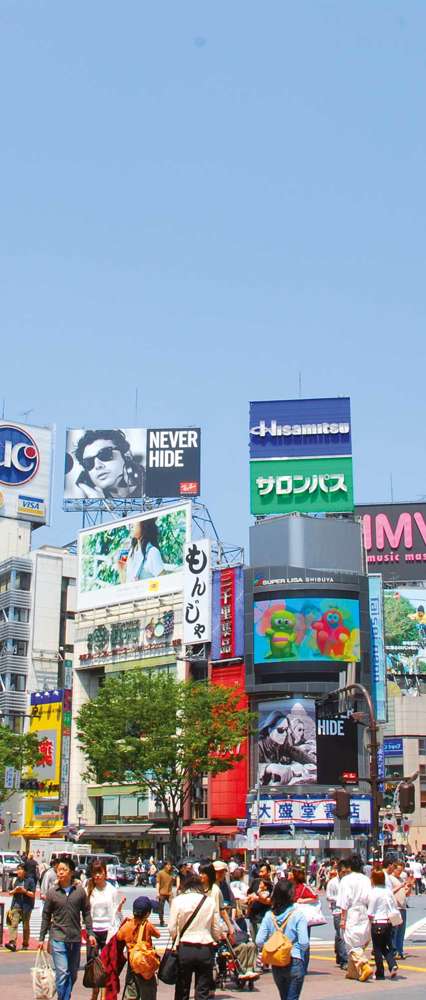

{"left": 0, "top": 851, "right": 21, "bottom": 875}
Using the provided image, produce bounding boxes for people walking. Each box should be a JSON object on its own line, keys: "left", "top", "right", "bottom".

{"left": 117, "top": 895, "right": 161, "bottom": 1000}
{"left": 87, "top": 859, "right": 126, "bottom": 999}
{"left": 336, "top": 854, "right": 373, "bottom": 982}
{"left": 41, "top": 856, "right": 59, "bottom": 899}
{"left": 168, "top": 872, "right": 222, "bottom": 1000}
{"left": 156, "top": 860, "right": 174, "bottom": 927}
{"left": 4, "top": 861, "right": 36, "bottom": 952}
{"left": 326, "top": 860, "right": 348, "bottom": 970}
{"left": 246, "top": 862, "right": 273, "bottom": 940}
{"left": 256, "top": 878, "right": 309, "bottom": 1000}
{"left": 367, "top": 869, "right": 399, "bottom": 980}
{"left": 38, "top": 857, "right": 97, "bottom": 1000}
{"left": 389, "top": 862, "right": 412, "bottom": 959}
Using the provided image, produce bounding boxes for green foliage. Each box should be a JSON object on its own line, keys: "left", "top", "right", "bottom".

{"left": 77, "top": 671, "right": 254, "bottom": 858}
{"left": 0, "top": 726, "right": 42, "bottom": 804}
{"left": 384, "top": 594, "right": 419, "bottom": 646}
{"left": 157, "top": 511, "right": 186, "bottom": 566}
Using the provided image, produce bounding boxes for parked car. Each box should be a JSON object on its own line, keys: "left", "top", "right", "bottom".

{"left": 116, "top": 862, "right": 136, "bottom": 886}
{"left": 81, "top": 853, "right": 120, "bottom": 881}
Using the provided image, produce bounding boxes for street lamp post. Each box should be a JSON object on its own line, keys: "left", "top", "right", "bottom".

{"left": 320, "top": 682, "right": 380, "bottom": 849}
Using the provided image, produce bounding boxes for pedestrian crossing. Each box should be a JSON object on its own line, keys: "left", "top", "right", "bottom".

{"left": 5, "top": 895, "right": 171, "bottom": 948}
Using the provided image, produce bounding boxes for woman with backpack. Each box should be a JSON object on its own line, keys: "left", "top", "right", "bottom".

{"left": 256, "top": 879, "right": 309, "bottom": 1000}
{"left": 117, "top": 896, "right": 161, "bottom": 1000}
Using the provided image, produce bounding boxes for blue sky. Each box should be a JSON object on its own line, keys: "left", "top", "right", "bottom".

{"left": 1, "top": 2, "right": 425, "bottom": 556}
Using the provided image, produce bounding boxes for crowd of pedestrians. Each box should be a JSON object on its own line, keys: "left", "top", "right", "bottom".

{"left": 1, "top": 849, "right": 424, "bottom": 1000}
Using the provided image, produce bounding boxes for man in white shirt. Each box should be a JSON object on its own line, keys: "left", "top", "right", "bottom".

{"left": 389, "top": 862, "right": 412, "bottom": 959}
{"left": 410, "top": 858, "right": 424, "bottom": 895}
{"left": 336, "top": 855, "right": 373, "bottom": 982}
{"left": 326, "top": 860, "right": 349, "bottom": 970}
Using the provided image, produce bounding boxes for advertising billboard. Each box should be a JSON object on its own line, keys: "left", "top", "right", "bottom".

{"left": 254, "top": 596, "right": 361, "bottom": 664}
{"left": 64, "top": 428, "right": 146, "bottom": 500}
{"left": 210, "top": 664, "right": 248, "bottom": 820}
{"left": 368, "top": 574, "right": 387, "bottom": 722}
{"left": 357, "top": 503, "right": 426, "bottom": 582}
{"left": 211, "top": 566, "right": 244, "bottom": 661}
{"left": 77, "top": 503, "right": 190, "bottom": 611}
{"left": 183, "top": 538, "right": 212, "bottom": 644}
{"left": 250, "top": 456, "right": 354, "bottom": 516}
{"left": 250, "top": 397, "right": 352, "bottom": 460}
{"left": 316, "top": 713, "right": 358, "bottom": 785}
{"left": 384, "top": 586, "right": 426, "bottom": 678}
{"left": 251, "top": 795, "right": 371, "bottom": 827}
{"left": 258, "top": 699, "right": 317, "bottom": 787}
{"left": 0, "top": 421, "right": 53, "bottom": 525}
{"left": 145, "top": 428, "right": 201, "bottom": 498}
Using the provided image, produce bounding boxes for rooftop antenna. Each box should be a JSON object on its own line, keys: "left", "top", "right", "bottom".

{"left": 390, "top": 474, "right": 394, "bottom": 503}
{"left": 298, "top": 372, "right": 302, "bottom": 398}
{"left": 134, "top": 388, "right": 139, "bottom": 425}
{"left": 1, "top": 399, "right": 5, "bottom": 420}
{"left": 21, "top": 408, "right": 34, "bottom": 422}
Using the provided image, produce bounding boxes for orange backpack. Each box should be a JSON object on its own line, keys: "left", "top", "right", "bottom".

{"left": 129, "top": 920, "right": 160, "bottom": 980}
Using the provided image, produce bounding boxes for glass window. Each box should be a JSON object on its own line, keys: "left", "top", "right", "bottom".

{"left": 119, "top": 795, "right": 139, "bottom": 818}
{"left": 0, "top": 573, "right": 10, "bottom": 593}
{"left": 15, "top": 572, "right": 31, "bottom": 591}
{"left": 8, "top": 674, "right": 26, "bottom": 692}
{"left": 101, "top": 796, "right": 119, "bottom": 820}
{"left": 419, "top": 738, "right": 426, "bottom": 756}
{"left": 9, "top": 607, "right": 29, "bottom": 623}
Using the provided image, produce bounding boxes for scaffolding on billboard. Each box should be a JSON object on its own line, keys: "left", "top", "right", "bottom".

{"left": 62, "top": 498, "right": 244, "bottom": 569}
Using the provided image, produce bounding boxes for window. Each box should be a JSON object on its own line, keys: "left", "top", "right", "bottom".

{"left": 12, "top": 641, "right": 28, "bottom": 657}
{"left": 9, "top": 607, "right": 29, "bottom": 623}
{"left": 0, "top": 573, "right": 10, "bottom": 593}
{"left": 101, "top": 796, "right": 119, "bottom": 821}
{"left": 7, "top": 674, "right": 27, "bottom": 692}
{"left": 385, "top": 764, "right": 404, "bottom": 781}
{"left": 419, "top": 738, "right": 426, "bottom": 756}
{"left": 421, "top": 790, "right": 426, "bottom": 809}
{"left": 14, "top": 572, "right": 31, "bottom": 591}
{"left": 191, "top": 779, "right": 208, "bottom": 820}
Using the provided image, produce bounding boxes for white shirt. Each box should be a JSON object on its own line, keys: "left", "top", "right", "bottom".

{"left": 126, "top": 542, "right": 164, "bottom": 582}
{"left": 368, "top": 886, "right": 397, "bottom": 923}
{"left": 326, "top": 875, "right": 340, "bottom": 910}
{"left": 168, "top": 891, "right": 222, "bottom": 945}
{"left": 411, "top": 861, "right": 423, "bottom": 879}
{"left": 89, "top": 883, "right": 121, "bottom": 932}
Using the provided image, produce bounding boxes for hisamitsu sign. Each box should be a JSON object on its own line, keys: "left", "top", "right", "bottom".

{"left": 249, "top": 397, "right": 351, "bottom": 460}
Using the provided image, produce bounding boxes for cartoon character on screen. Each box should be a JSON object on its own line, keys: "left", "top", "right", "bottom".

{"left": 311, "top": 607, "right": 350, "bottom": 658}
{"left": 264, "top": 608, "right": 299, "bottom": 659}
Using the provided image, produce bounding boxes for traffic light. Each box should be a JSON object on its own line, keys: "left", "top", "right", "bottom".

{"left": 398, "top": 782, "right": 415, "bottom": 814}
{"left": 334, "top": 788, "right": 351, "bottom": 819}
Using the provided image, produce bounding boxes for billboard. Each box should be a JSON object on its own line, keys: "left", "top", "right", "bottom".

{"left": 357, "top": 503, "right": 426, "bottom": 582}
{"left": 254, "top": 596, "right": 361, "bottom": 664}
{"left": 251, "top": 795, "right": 371, "bottom": 827}
{"left": 183, "top": 538, "right": 212, "bottom": 644}
{"left": 250, "top": 397, "right": 352, "bottom": 460}
{"left": 145, "top": 428, "right": 201, "bottom": 498}
{"left": 316, "top": 713, "right": 358, "bottom": 785}
{"left": 210, "top": 664, "right": 248, "bottom": 819}
{"left": 368, "top": 574, "right": 387, "bottom": 722}
{"left": 258, "top": 699, "right": 317, "bottom": 787}
{"left": 0, "top": 421, "right": 53, "bottom": 525}
{"left": 211, "top": 566, "right": 244, "bottom": 660}
{"left": 250, "top": 456, "right": 354, "bottom": 516}
{"left": 77, "top": 502, "right": 190, "bottom": 611}
{"left": 65, "top": 427, "right": 201, "bottom": 502}
{"left": 384, "top": 586, "right": 426, "bottom": 678}
{"left": 64, "top": 428, "right": 146, "bottom": 500}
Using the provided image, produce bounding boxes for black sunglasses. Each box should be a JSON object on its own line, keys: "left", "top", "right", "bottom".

{"left": 82, "top": 446, "right": 118, "bottom": 472}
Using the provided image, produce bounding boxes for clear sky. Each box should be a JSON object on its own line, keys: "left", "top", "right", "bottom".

{"left": 1, "top": 2, "right": 425, "bottom": 556}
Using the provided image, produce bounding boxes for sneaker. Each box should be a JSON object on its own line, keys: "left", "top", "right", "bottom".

{"left": 340, "top": 964, "right": 348, "bottom": 971}
{"left": 4, "top": 943, "right": 16, "bottom": 952}
{"left": 359, "top": 964, "right": 374, "bottom": 982}
{"left": 374, "top": 975, "right": 385, "bottom": 981}
{"left": 390, "top": 967, "right": 398, "bottom": 979}
{"left": 396, "top": 954, "right": 406, "bottom": 960}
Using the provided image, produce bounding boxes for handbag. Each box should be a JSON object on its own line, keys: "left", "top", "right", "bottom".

{"left": 82, "top": 947, "right": 107, "bottom": 989}
{"left": 158, "top": 895, "right": 207, "bottom": 986}
{"left": 389, "top": 909, "right": 403, "bottom": 927}
{"left": 31, "top": 950, "right": 57, "bottom": 1000}
{"left": 261, "top": 911, "right": 294, "bottom": 968}
{"left": 294, "top": 886, "right": 327, "bottom": 927}
{"left": 129, "top": 919, "right": 160, "bottom": 980}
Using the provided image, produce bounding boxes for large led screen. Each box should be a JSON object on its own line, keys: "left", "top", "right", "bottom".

{"left": 384, "top": 587, "right": 426, "bottom": 678}
{"left": 77, "top": 502, "right": 190, "bottom": 610}
{"left": 258, "top": 699, "right": 317, "bottom": 787}
{"left": 254, "top": 596, "right": 361, "bottom": 664}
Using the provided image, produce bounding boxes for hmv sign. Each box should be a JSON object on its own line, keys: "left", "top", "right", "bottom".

{"left": 356, "top": 503, "right": 426, "bottom": 582}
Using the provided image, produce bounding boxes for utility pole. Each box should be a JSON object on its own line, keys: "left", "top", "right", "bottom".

{"left": 320, "top": 682, "right": 380, "bottom": 849}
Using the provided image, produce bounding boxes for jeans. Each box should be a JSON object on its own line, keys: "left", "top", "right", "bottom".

{"left": 175, "top": 943, "right": 214, "bottom": 1000}
{"left": 272, "top": 958, "right": 306, "bottom": 1000}
{"left": 50, "top": 940, "right": 81, "bottom": 1000}
{"left": 333, "top": 912, "right": 348, "bottom": 967}
{"left": 158, "top": 895, "right": 170, "bottom": 926}
{"left": 8, "top": 907, "right": 31, "bottom": 947}
{"left": 371, "top": 923, "right": 397, "bottom": 979}
{"left": 415, "top": 878, "right": 423, "bottom": 895}
{"left": 392, "top": 909, "right": 406, "bottom": 956}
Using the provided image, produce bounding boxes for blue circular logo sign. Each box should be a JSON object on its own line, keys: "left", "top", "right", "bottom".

{"left": 0, "top": 425, "right": 40, "bottom": 486}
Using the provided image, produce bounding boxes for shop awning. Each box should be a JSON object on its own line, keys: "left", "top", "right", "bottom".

{"left": 76, "top": 824, "right": 153, "bottom": 840}
{"left": 208, "top": 826, "right": 238, "bottom": 836}
{"left": 12, "top": 823, "right": 65, "bottom": 839}
{"left": 182, "top": 824, "right": 238, "bottom": 837}
{"left": 148, "top": 828, "right": 170, "bottom": 836}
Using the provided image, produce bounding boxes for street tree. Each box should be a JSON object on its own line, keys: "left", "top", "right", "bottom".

{"left": 77, "top": 670, "right": 253, "bottom": 859}
{"left": 0, "top": 725, "right": 42, "bottom": 804}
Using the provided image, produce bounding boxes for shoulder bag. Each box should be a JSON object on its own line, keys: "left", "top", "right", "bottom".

{"left": 261, "top": 911, "right": 294, "bottom": 968}
{"left": 294, "top": 885, "right": 327, "bottom": 927}
{"left": 82, "top": 945, "right": 107, "bottom": 989}
{"left": 158, "top": 895, "right": 207, "bottom": 986}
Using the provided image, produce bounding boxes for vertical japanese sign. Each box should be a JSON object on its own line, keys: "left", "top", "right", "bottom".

{"left": 368, "top": 574, "right": 387, "bottom": 723}
{"left": 184, "top": 539, "right": 212, "bottom": 644}
{"left": 211, "top": 566, "right": 244, "bottom": 660}
{"left": 60, "top": 689, "right": 72, "bottom": 814}
{"left": 4, "top": 766, "right": 15, "bottom": 790}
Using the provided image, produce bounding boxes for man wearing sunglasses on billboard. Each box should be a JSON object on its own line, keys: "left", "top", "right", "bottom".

{"left": 67, "top": 429, "right": 143, "bottom": 499}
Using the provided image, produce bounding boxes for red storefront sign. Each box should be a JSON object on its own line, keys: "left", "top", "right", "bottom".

{"left": 211, "top": 566, "right": 244, "bottom": 660}
{"left": 210, "top": 663, "right": 248, "bottom": 821}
